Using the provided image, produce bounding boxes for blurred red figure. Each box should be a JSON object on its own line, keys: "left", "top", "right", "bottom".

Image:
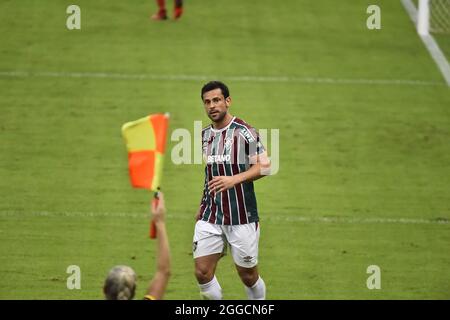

{"left": 151, "top": 0, "right": 183, "bottom": 20}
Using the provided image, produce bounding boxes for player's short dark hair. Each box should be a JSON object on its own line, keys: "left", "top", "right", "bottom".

{"left": 201, "top": 81, "right": 230, "bottom": 100}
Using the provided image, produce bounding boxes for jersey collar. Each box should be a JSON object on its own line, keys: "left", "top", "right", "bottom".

{"left": 210, "top": 116, "right": 236, "bottom": 133}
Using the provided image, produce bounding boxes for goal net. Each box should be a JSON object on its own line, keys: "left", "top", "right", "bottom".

{"left": 418, "top": 0, "right": 450, "bottom": 35}
{"left": 430, "top": 0, "right": 450, "bottom": 33}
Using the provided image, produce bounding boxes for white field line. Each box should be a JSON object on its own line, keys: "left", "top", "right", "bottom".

{"left": 0, "top": 210, "right": 448, "bottom": 225}
{"left": 0, "top": 70, "right": 444, "bottom": 87}
{"left": 401, "top": 0, "right": 450, "bottom": 86}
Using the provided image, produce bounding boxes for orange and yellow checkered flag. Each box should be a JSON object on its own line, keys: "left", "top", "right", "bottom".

{"left": 121, "top": 113, "right": 170, "bottom": 238}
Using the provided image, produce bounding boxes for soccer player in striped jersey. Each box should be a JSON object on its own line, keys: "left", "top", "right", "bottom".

{"left": 193, "top": 81, "right": 271, "bottom": 300}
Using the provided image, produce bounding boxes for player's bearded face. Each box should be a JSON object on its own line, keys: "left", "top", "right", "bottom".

{"left": 208, "top": 108, "right": 227, "bottom": 122}
{"left": 203, "top": 89, "right": 229, "bottom": 123}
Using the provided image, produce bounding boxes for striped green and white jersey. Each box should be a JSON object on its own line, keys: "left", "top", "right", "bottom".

{"left": 198, "top": 117, "right": 265, "bottom": 225}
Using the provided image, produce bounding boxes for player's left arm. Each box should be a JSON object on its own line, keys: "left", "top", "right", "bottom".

{"left": 208, "top": 151, "right": 270, "bottom": 193}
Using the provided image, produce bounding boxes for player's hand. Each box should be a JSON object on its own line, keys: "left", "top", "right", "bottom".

{"left": 151, "top": 191, "right": 166, "bottom": 223}
{"left": 208, "top": 176, "right": 238, "bottom": 193}
{"left": 195, "top": 208, "right": 201, "bottom": 221}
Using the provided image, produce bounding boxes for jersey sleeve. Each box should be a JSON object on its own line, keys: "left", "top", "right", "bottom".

{"left": 240, "top": 126, "right": 265, "bottom": 158}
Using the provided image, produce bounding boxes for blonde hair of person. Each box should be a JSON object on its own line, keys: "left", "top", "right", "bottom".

{"left": 103, "top": 265, "right": 137, "bottom": 300}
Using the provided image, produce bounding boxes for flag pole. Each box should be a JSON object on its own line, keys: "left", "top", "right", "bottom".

{"left": 150, "top": 188, "right": 160, "bottom": 239}
{"left": 150, "top": 113, "right": 170, "bottom": 239}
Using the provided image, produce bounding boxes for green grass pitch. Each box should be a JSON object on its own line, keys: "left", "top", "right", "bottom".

{"left": 0, "top": 0, "right": 449, "bottom": 299}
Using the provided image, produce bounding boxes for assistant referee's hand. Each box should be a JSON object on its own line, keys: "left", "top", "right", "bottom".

{"left": 151, "top": 192, "right": 166, "bottom": 223}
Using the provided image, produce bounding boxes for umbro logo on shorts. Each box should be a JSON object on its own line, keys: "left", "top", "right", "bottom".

{"left": 243, "top": 256, "right": 254, "bottom": 263}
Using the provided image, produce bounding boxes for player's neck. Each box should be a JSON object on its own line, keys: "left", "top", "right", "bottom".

{"left": 212, "top": 113, "right": 233, "bottom": 130}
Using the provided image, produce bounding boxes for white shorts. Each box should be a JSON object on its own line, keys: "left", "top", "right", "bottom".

{"left": 193, "top": 220, "right": 260, "bottom": 268}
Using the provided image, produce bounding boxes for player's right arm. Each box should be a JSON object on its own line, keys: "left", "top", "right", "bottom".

{"left": 145, "top": 192, "right": 171, "bottom": 300}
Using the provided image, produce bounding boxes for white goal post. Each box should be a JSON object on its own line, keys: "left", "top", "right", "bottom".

{"left": 403, "top": 0, "right": 450, "bottom": 86}
{"left": 417, "top": 0, "right": 450, "bottom": 35}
